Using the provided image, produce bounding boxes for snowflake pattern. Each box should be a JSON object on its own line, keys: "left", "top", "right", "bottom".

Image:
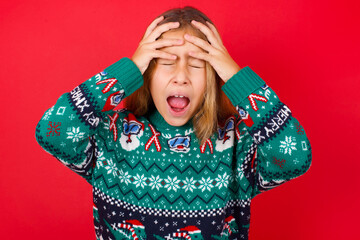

{"left": 119, "top": 169, "right": 131, "bottom": 185}
{"left": 133, "top": 174, "right": 147, "bottom": 189}
{"left": 164, "top": 176, "right": 181, "bottom": 192}
{"left": 95, "top": 167, "right": 242, "bottom": 192}
{"left": 66, "top": 127, "right": 85, "bottom": 142}
{"left": 236, "top": 167, "right": 245, "bottom": 180}
{"left": 198, "top": 177, "right": 214, "bottom": 192}
{"left": 104, "top": 158, "right": 118, "bottom": 177}
{"left": 182, "top": 177, "right": 197, "bottom": 192}
{"left": 228, "top": 172, "right": 236, "bottom": 183}
{"left": 96, "top": 151, "right": 106, "bottom": 169}
{"left": 148, "top": 175, "right": 163, "bottom": 191}
{"left": 279, "top": 136, "right": 297, "bottom": 155}
{"left": 215, "top": 173, "right": 229, "bottom": 189}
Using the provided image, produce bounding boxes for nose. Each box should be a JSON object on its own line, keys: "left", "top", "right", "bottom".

{"left": 172, "top": 63, "right": 190, "bottom": 85}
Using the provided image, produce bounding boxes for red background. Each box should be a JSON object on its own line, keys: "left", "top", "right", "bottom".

{"left": 1, "top": 0, "right": 359, "bottom": 239}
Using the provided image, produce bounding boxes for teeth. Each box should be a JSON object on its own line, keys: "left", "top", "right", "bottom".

{"left": 174, "top": 95, "right": 184, "bottom": 98}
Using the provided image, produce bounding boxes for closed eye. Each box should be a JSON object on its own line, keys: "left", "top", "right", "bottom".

{"left": 161, "top": 63, "right": 203, "bottom": 68}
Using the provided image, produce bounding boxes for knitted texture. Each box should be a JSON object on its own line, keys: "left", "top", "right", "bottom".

{"left": 35, "top": 57, "right": 312, "bottom": 239}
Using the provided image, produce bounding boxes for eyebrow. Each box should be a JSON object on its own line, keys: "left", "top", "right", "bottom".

{"left": 158, "top": 55, "right": 204, "bottom": 62}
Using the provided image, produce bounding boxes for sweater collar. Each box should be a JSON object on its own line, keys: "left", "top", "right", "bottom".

{"left": 147, "top": 109, "right": 193, "bottom": 132}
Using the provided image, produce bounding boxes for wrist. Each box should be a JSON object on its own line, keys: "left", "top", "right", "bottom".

{"left": 223, "top": 66, "right": 242, "bottom": 83}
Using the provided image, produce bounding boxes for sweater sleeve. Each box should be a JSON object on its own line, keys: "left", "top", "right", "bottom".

{"left": 222, "top": 66, "right": 312, "bottom": 199}
{"left": 35, "top": 57, "right": 143, "bottom": 185}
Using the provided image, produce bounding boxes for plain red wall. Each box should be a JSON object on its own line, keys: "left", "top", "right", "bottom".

{"left": 1, "top": 0, "right": 359, "bottom": 239}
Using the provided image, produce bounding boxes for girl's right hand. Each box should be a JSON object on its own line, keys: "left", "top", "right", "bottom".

{"left": 131, "top": 15, "right": 184, "bottom": 75}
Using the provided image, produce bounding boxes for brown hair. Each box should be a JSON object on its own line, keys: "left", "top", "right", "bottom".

{"left": 126, "top": 6, "right": 237, "bottom": 145}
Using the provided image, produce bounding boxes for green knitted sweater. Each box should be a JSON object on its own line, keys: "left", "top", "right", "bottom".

{"left": 35, "top": 57, "right": 312, "bottom": 240}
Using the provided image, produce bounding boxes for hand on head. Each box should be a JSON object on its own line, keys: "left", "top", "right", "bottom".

{"left": 184, "top": 20, "right": 241, "bottom": 82}
{"left": 131, "top": 15, "right": 241, "bottom": 82}
{"left": 131, "top": 15, "right": 184, "bottom": 75}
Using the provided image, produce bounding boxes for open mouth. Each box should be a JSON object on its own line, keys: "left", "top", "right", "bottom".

{"left": 167, "top": 95, "right": 190, "bottom": 114}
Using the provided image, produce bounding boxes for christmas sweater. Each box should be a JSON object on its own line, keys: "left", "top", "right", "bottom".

{"left": 35, "top": 57, "right": 312, "bottom": 240}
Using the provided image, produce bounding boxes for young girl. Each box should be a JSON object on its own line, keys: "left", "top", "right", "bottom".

{"left": 35, "top": 6, "right": 312, "bottom": 240}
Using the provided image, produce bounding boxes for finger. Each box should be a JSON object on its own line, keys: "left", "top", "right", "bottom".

{"left": 184, "top": 34, "right": 212, "bottom": 53}
{"left": 145, "top": 21, "right": 180, "bottom": 43}
{"left": 205, "top": 21, "right": 224, "bottom": 45}
{"left": 150, "top": 38, "right": 184, "bottom": 50}
{"left": 191, "top": 20, "right": 222, "bottom": 50}
{"left": 153, "top": 49, "right": 178, "bottom": 60}
{"left": 188, "top": 51, "right": 211, "bottom": 63}
{"left": 143, "top": 15, "right": 164, "bottom": 40}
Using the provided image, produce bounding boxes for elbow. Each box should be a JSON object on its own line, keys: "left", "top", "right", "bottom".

{"left": 35, "top": 118, "right": 55, "bottom": 154}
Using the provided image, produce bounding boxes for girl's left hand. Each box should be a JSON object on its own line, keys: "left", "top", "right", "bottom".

{"left": 184, "top": 20, "right": 241, "bottom": 82}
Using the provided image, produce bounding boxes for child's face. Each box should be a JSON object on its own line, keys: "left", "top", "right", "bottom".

{"left": 150, "top": 30, "right": 207, "bottom": 127}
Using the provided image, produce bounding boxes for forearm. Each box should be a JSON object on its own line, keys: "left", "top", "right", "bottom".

{"left": 35, "top": 57, "right": 144, "bottom": 183}
{"left": 223, "top": 66, "right": 312, "bottom": 197}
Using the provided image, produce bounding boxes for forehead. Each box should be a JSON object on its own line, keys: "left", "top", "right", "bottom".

{"left": 159, "top": 30, "right": 206, "bottom": 55}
